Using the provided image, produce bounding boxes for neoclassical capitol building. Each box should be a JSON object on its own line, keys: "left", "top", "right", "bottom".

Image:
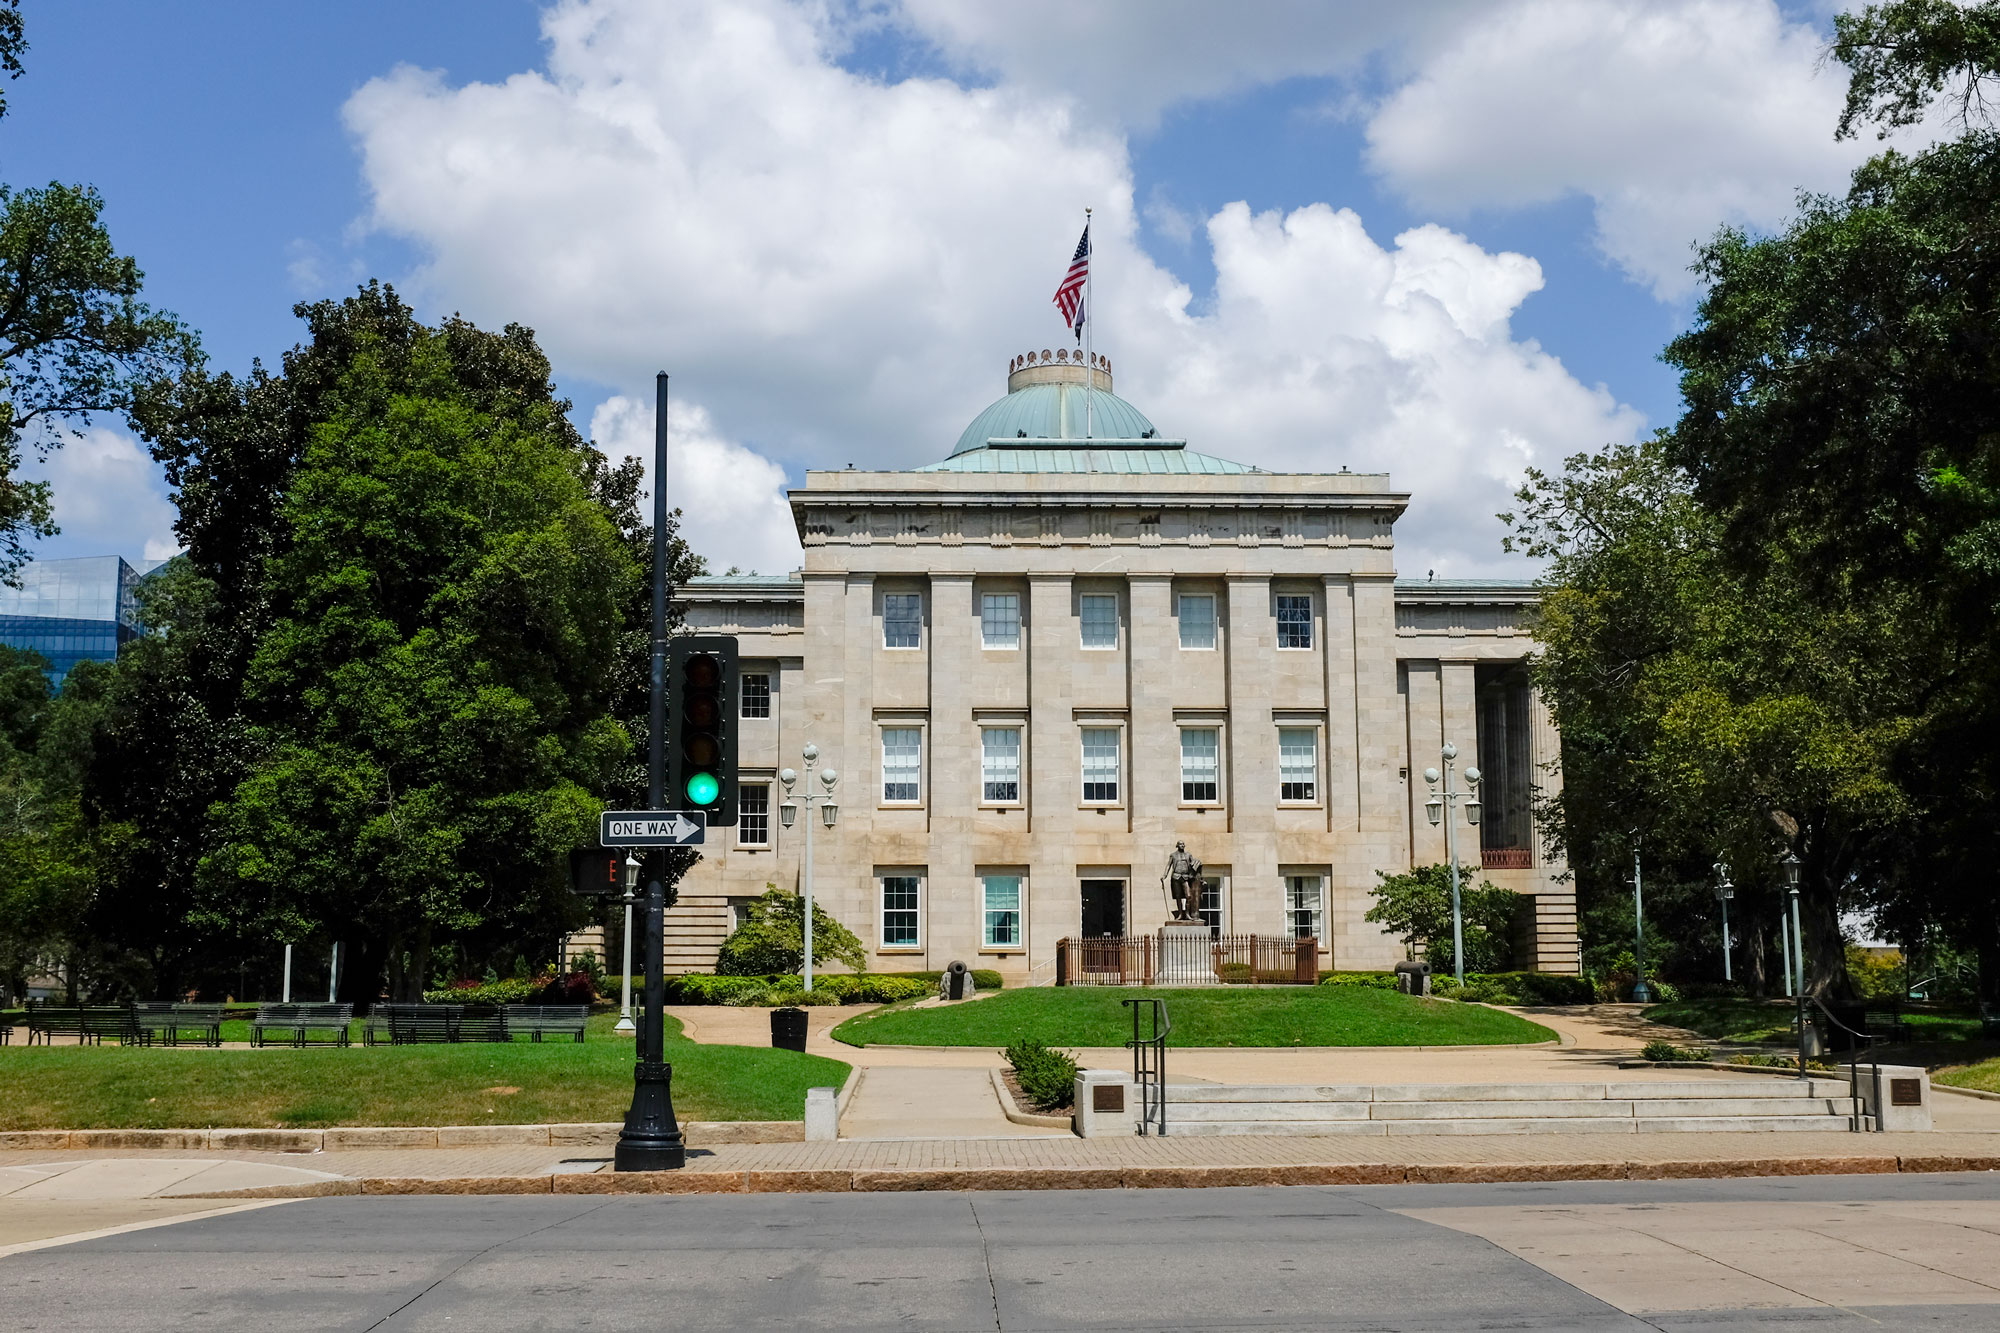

{"left": 668, "top": 352, "right": 1578, "bottom": 980}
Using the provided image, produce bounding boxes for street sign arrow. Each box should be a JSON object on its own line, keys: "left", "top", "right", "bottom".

{"left": 600, "top": 810, "right": 707, "bottom": 847}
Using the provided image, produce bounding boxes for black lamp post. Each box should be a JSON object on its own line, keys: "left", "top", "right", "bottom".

{"left": 1781, "top": 850, "right": 1806, "bottom": 1080}
{"left": 614, "top": 372, "right": 686, "bottom": 1172}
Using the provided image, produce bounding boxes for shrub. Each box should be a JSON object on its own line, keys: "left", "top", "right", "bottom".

{"left": 662, "top": 974, "right": 769, "bottom": 1005}
{"left": 1679, "top": 981, "right": 1746, "bottom": 1001}
{"left": 1365, "top": 864, "right": 1520, "bottom": 973}
{"left": 1465, "top": 972, "right": 1594, "bottom": 1005}
{"left": 1004, "top": 1039, "right": 1079, "bottom": 1110}
{"left": 540, "top": 971, "right": 597, "bottom": 1004}
{"left": 716, "top": 887, "right": 869, "bottom": 976}
{"left": 1641, "top": 1039, "right": 1713, "bottom": 1063}
{"left": 1436, "top": 977, "right": 1518, "bottom": 1004}
{"left": 421, "top": 977, "right": 545, "bottom": 1004}
{"left": 1321, "top": 971, "right": 1399, "bottom": 990}
{"left": 1646, "top": 979, "right": 1682, "bottom": 1004}
{"left": 872, "top": 969, "right": 1004, "bottom": 991}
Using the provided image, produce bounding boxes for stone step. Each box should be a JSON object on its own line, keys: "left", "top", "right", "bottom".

{"left": 1159, "top": 1114, "right": 1865, "bottom": 1137}
{"left": 1170, "top": 1102, "right": 1372, "bottom": 1123}
{"left": 1163, "top": 1080, "right": 1850, "bottom": 1106}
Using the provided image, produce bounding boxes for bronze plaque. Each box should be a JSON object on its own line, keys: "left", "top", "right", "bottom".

{"left": 1890, "top": 1077, "right": 1923, "bottom": 1107}
{"left": 1093, "top": 1084, "right": 1125, "bottom": 1113}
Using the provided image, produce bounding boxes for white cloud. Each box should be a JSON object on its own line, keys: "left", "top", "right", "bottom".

{"left": 882, "top": 0, "right": 1481, "bottom": 128}
{"left": 343, "top": 0, "right": 1643, "bottom": 576}
{"left": 1120, "top": 204, "right": 1642, "bottom": 575}
{"left": 1362, "top": 0, "right": 1932, "bottom": 299}
{"left": 588, "top": 395, "right": 800, "bottom": 577}
{"left": 22, "top": 424, "right": 182, "bottom": 565}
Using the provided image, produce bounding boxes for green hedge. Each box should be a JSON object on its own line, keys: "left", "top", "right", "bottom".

{"left": 421, "top": 978, "right": 545, "bottom": 1005}
{"left": 1320, "top": 971, "right": 1399, "bottom": 991}
{"left": 628, "top": 973, "right": 942, "bottom": 1006}
{"left": 1433, "top": 971, "right": 1594, "bottom": 1005}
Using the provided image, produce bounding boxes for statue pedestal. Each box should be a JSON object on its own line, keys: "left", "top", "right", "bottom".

{"left": 1154, "top": 923, "right": 1215, "bottom": 986}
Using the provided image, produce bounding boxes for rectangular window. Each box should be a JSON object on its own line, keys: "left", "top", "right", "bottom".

{"left": 1081, "top": 727, "right": 1120, "bottom": 803}
{"left": 882, "top": 727, "right": 922, "bottom": 803}
{"left": 982, "top": 874, "right": 1022, "bottom": 949}
{"left": 1079, "top": 594, "right": 1118, "bottom": 649}
{"left": 1286, "top": 875, "right": 1324, "bottom": 940}
{"left": 1179, "top": 594, "right": 1216, "bottom": 649}
{"left": 981, "top": 727, "right": 1021, "bottom": 803}
{"left": 980, "top": 593, "right": 1020, "bottom": 649}
{"left": 883, "top": 593, "right": 923, "bottom": 648}
{"left": 881, "top": 875, "right": 920, "bottom": 948}
{"left": 1279, "top": 727, "right": 1318, "bottom": 802}
{"left": 1276, "top": 594, "right": 1313, "bottom": 649}
{"left": 740, "top": 672, "right": 771, "bottom": 718}
{"left": 1199, "top": 877, "right": 1223, "bottom": 938}
{"left": 738, "top": 784, "right": 770, "bottom": 847}
{"left": 1180, "top": 727, "right": 1219, "bottom": 803}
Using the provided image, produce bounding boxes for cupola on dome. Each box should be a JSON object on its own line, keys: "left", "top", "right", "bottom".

{"left": 949, "top": 349, "right": 1157, "bottom": 457}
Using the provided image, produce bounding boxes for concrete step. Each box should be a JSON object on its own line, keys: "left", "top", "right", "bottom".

{"left": 1170, "top": 1102, "right": 1372, "bottom": 1123}
{"left": 1161, "top": 1114, "right": 1864, "bottom": 1137}
{"left": 1162, "top": 1080, "right": 1852, "bottom": 1106}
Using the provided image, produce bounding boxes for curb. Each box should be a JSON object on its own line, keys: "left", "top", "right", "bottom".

{"left": 0, "top": 1120, "right": 806, "bottom": 1151}
{"left": 174, "top": 1153, "right": 2000, "bottom": 1199}
{"left": 988, "top": 1068, "right": 1074, "bottom": 1130}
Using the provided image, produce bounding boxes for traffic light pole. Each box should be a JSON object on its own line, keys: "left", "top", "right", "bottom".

{"left": 615, "top": 371, "right": 686, "bottom": 1172}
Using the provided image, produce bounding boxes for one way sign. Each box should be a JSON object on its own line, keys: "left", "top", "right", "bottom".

{"left": 600, "top": 810, "right": 707, "bottom": 847}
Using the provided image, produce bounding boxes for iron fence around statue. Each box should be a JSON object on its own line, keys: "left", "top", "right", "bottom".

{"left": 1055, "top": 934, "right": 1317, "bottom": 986}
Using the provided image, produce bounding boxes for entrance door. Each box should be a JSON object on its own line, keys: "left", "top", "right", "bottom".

{"left": 1080, "top": 879, "right": 1125, "bottom": 937}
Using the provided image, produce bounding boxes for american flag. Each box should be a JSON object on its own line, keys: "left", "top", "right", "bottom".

{"left": 1052, "top": 223, "right": 1089, "bottom": 339}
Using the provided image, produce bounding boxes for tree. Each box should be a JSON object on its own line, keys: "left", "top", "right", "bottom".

{"left": 1834, "top": 0, "right": 2000, "bottom": 140}
{"left": 1504, "top": 437, "right": 1928, "bottom": 999}
{"left": 0, "top": 3, "right": 22, "bottom": 122}
{"left": 1365, "top": 863, "right": 1520, "bottom": 975}
{"left": 1655, "top": 15, "right": 2000, "bottom": 1004}
{"left": 0, "top": 183, "right": 200, "bottom": 578}
{"left": 184, "top": 294, "right": 639, "bottom": 999}
{"left": 715, "top": 886, "right": 868, "bottom": 976}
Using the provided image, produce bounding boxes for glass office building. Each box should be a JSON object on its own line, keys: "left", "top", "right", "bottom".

{"left": 0, "top": 555, "right": 146, "bottom": 686}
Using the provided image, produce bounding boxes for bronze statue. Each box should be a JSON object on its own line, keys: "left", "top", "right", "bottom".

{"left": 1164, "top": 841, "right": 1204, "bottom": 923}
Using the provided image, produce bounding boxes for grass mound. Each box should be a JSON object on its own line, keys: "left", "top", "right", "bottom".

{"left": 0, "top": 1011, "right": 849, "bottom": 1130}
{"left": 831, "top": 986, "right": 1554, "bottom": 1048}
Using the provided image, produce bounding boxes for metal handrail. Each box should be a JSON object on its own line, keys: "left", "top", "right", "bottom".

{"left": 1122, "top": 997, "right": 1171, "bottom": 1136}
{"left": 1802, "top": 995, "right": 1880, "bottom": 1132}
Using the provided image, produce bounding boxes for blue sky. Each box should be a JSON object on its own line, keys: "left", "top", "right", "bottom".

{"left": 7, "top": 1, "right": 1897, "bottom": 576}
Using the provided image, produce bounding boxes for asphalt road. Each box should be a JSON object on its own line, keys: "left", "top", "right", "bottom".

{"left": 7, "top": 1175, "right": 2000, "bottom": 1331}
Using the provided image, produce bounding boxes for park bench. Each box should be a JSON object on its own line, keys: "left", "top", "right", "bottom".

{"left": 454, "top": 1004, "right": 508, "bottom": 1042}
{"left": 501, "top": 1004, "right": 588, "bottom": 1042}
{"left": 26, "top": 1004, "right": 144, "bottom": 1046}
{"left": 133, "top": 1002, "right": 224, "bottom": 1048}
{"left": 1, "top": 1012, "right": 12, "bottom": 1045}
{"left": 251, "top": 1002, "right": 353, "bottom": 1047}
{"left": 1862, "top": 1004, "right": 1910, "bottom": 1043}
{"left": 363, "top": 1003, "right": 463, "bottom": 1045}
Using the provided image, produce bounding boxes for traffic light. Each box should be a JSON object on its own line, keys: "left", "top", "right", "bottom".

{"left": 668, "top": 634, "right": 738, "bottom": 824}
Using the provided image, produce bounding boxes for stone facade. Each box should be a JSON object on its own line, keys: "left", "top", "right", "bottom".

{"left": 664, "top": 358, "right": 1576, "bottom": 980}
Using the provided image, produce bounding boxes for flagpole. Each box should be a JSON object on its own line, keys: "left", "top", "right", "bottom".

{"left": 1084, "top": 207, "right": 1094, "bottom": 441}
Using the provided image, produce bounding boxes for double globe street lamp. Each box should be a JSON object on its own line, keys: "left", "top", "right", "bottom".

{"left": 779, "top": 745, "right": 840, "bottom": 993}
{"left": 1422, "top": 742, "right": 1482, "bottom": 986}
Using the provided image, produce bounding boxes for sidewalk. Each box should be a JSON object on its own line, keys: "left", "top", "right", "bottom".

{"left": 4, "top": 1128, "right": 1999, "bottom": 1205}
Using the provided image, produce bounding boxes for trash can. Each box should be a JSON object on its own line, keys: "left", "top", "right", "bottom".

{"left": 770, "top": 1006, "right": 807, "bottom": 1052}
{"left": 1393, "top": 960, "right": 1431, "bottom": 996}
{"left": 943, "top": 960, "right": 971, "bottom": 1000}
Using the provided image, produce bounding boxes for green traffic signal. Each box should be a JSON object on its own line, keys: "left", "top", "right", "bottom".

{"left": 686, "top": 771, "right": 720, "bottom": 806}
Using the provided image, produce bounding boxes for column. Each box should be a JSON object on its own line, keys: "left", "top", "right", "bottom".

{"left": 1026, "top": 573, "right": 1076, "bottom": 962}
{"left": 1127, "top": 574, "right": 1176, "bottom": 858}
{"left": 928, "top": 573, "right": 976, "bottom": 961}
{"left": 1224, "top": 574, "right": 1278, "bottom": 933}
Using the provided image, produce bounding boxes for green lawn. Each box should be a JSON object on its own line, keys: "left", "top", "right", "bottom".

{"left": 830, "top": 987, "right": 1555, "bottom": 1048}
{"left": 1646, "top": 997, "right": 1988, "bottom": 1046}
{"left": 0, "top": 1011, "right": 849, "bottom": 1129}
{"left": 1936, "top": 1058, "right": 2000, "bottom": 1095}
